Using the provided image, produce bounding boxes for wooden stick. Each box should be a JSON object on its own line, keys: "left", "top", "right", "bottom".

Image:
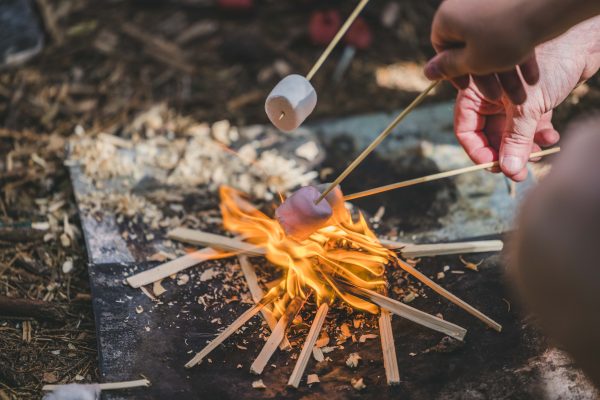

{"left": 396, "top": 258, "right": 502, "bottom": 332}
{"left": 316, "top": 80, "right": 440, "bottom": 204}
{"left": 305, "top": 0, "right": 370, "bottom": 81}
{"left": 185, "top": 290, "right": 278, "bottom": 368}
{"left": 250, "top": 295, "right": 306, "bottom": 375}
{"left": 42, "top": 378, "right": 151, "bottom": 391}
{"left": 127, "top": 248, "right": 229, "bottom": 288}
{"left": 287, "top": 303, "right": 329, "bottom": 388}
{"left": 379, "top": 309, "right": 400, "bottom": 385}
{"left": 380, "top": 239, "right": 504, "bottom": 258}
{"left": 0, "top": 295, "right": 65, "bottom": 321}
{"left": 167, "top": 228, "right": 264, "bottom": 256}
{"left": 349, "top": 285, "right": 467, "bottom": 340}
{"left": 344, "top": 147, "right": 561, "bottom": 201}
{"left": 238, "top": 255, "right": 291, "bottom": 350}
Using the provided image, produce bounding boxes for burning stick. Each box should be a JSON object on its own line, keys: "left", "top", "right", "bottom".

{"left": 396, "top": 258, "right": 502, "bottom": 332}
{"left": 344, "top": 147, "right": 560, "bottom": 201}
{"left": 379, "top": 309, "right": 400, "bottom": 385}
{"left": 238, "top": 255, "right": 291, "bottom": 350}
{"left": 347, "top": 285, "right": 467, "bottom": 340}
{"left": 287, "top": 303, "right": 329, "bottom": 388}
{"left": 185, "top": 288, "right": 279, "bottom": 368}
{"left": 381, "top": 240, "right": 504, "bottom": 258}
{"left": 250, "top": 295, "right": 307, "bottom": 375}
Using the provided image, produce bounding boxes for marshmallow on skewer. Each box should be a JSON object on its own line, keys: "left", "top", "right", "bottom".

{"left": 276, "top": 186, "right": 332, "bottom": 241}
{"left": 315, "top": 183, "right": 346, "bottom": 224}
{"left": 265, "top": 74, "right": 317, "bottom": 132}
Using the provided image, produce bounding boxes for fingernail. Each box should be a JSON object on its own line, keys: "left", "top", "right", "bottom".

{"left": 424, "top": 62, "right": 442, "bottom": 80}
{"left": 501, "top": 155, "right": 524, "bottom": 175}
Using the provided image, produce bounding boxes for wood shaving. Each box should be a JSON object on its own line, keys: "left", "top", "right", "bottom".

{"left": 359, "top": 334, "right": 378, "bottom": 343}
{"left": 306, "top": 374, "right": 320, "bottom": 385}
{"left": 460, "top": 256, "right": 483, "bottom": 272}
{"left": 351, "top": 377, "right": 366, "bottom": 391}
{"left": 176, "top": 274, "right": 190, "bottom": 286}
{"left": 312, "top": 346, "right": 324, "bottom": 362}
{"left": 345, "top": 352, "right": 361, "bottom": 368}
{"left": 251, "top": 379, "right": 267, "bottom": 389}
{"left": 152, "top": 280, "right": 167, "bottom": 297}
{"left": 315, "top": 333, "right": 329, "bottom": 348}
{"left": 340, "top": 323, "right": 352, "bottom": 338}
{"left": 200, "top": 268, "right": 219, "bottom": 282}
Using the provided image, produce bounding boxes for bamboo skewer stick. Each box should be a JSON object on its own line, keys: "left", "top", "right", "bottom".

{"left": 348, "top": 285, "right": 467, "bottom": 340}
{"left": 287, "top": 303, "right": 329, "bottom": 388}
{"left": 238, "top": 255, "right": 291, "bottom": 350}
{"left": 379, "top": 309, "right": 400, "bottom": 385}
{"left": 185, "top": 289, "right": 278, "bottom": 368}
{"left": 250, "top": 295, "right": 307, "bottom": 375}
{"left": 396, "top": 258, "right": 502, "bottom": 332}
{"left": 344, "top": 147, "right": 561, "bottom": 201}
{"left": 316, "top": 80, "right": 440, "bottom": 204}
{"left": 380, "top": 239, "right": 504, "bottom": 258}
{"left": 305, "top": 0, "right": 370, "bottom": 81}
{"left": 42, "top": 378, "right": 151, "bottom": 391}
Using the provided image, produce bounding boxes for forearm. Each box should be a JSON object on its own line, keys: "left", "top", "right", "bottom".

{"left": 524, "top": 0, "right": 600, "bottom": 46}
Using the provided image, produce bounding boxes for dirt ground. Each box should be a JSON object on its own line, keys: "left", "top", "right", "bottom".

{"left": 1, "top": 1, "right": 600, "bottom": 399}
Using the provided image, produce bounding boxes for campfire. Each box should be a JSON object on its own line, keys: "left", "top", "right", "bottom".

{"left": 127, "top": 184, "right": 502, "bottom": 388}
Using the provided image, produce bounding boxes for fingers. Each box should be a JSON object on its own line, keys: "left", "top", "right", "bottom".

{"left": 500, "top": 111, "right": 539, "bottom": 181}
{"left": 424, "top": 48, "right": 469, "bottom": 81}
{"left": 534, "top": 111, "right": 560, "bottom": 147}
{"left": 497, "top": 69, "right": 527, "bottom": 105}
{"left": 454, "top": 89, "right": 500, "bottom": 165}
{"left": 472, "top": 74, "right": 502, "bottom": 101}
{"left": 519, "top": 53, "right": 540, "bottom": 85}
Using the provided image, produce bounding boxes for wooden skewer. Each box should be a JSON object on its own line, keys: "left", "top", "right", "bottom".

{"left": 127, "top": 247, "right": 227, "bottom": 288}
{"left": 238, "top": 255, "right": 291, "bottom": 350}
{"left": 185, "top": 289, "right": 278, "bottom": 368}
{"left": 287, "top": 303, "right": 329, "bottom": 388}
{"left": 380, "top": 239, "right": 504, "bottom": 258}
{"left": 344, "top": 147, "right": 561, "bottom": 201}
{"left": 305, "top": 0, "right": 370, "bottom": 81}
{"left": 250, "top": 295, "right": 307, "bottom": 375}
{"left": 316, "top": 80, "right": 440, "bottom": 204}
{"left": 395, "top": 258, "right": 502, "bottom": 332}
{"left": 167, "top": 228, "right": 264, "bottom": 256}
{"left": 379, "top": 309, "right": 400, "bottom": 385}
{"left": 42, "top": 378, "right": 151, "bottom": 391}
{"left": 349, "top": 285, "right": 467, "bottom": 340}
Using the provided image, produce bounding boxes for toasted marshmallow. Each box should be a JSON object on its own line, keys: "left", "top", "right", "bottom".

{"left": 275, "top": 186, "right": 332, "bottom": 240}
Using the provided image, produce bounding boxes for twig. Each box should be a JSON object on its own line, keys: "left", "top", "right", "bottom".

{"left": 42, "top": 378, "right": 150, "bottom": 391}
{"left": 238, "top": 255, "right": 290, "bottom": 350}
{"left": 349, "top": 286, "right": 466, "bottom": 340}
{"left": 379, "top": 309, "right": 400, "bottom": 385}
{"left": 380, "top": 240, "right": 504, "bottom": 258}
{"left": 287, "top": 303, "right": 329, "bottom": 388}
{"left": 185, "top": 290, "right": 278, "bottom": 368}
{"left": 396, "top": 258, "right": 502, "bottom": 332}
{"left": 344, "top": 147, "right": 560, "bottom": 201}
{"left": 0, "top": 296, "right": 65, "bottom": 321}
{"left": 316, "top": 80, "right": 440, "bottom": 204}
{"left": 250, "top": 296, "right": 306, "bottom": 375}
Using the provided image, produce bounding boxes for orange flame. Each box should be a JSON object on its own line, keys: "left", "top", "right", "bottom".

{"left": 220, "top": 186, "right": 399, "bottom": 314}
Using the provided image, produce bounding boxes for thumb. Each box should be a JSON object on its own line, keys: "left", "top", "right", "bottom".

{"left": 424, "top": 48, "right": 469, "bottom": 81}
{"left": 499, "top": 112, "right": 539, "bottom": 181}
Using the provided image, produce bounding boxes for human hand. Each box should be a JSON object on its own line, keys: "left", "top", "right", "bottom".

{"left": 425, "top": 0, "right": 541, "bottom": 104}
{"left": 425, "top": 0, "right": 600, "bottom": 105}
{"left": 453, "top": 20, "right": 600, "bottom": 181}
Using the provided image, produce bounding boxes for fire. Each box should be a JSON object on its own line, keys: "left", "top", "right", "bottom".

{"left": 220, "top": 185, "right": 400, "bottom": 314}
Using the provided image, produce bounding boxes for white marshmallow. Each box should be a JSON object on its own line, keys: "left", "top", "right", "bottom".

{"left": 265, "top": 74, "right": 317, "bottom": 132}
